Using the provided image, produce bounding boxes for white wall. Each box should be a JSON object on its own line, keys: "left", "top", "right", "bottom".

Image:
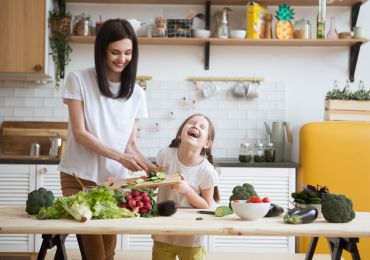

{"left": 0, "top": 2, "right": 369, "bottom": 162}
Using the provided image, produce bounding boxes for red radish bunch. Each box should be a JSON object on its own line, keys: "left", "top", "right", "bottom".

{"left": 120, "top": 190, "right": 153, "bottom": 216}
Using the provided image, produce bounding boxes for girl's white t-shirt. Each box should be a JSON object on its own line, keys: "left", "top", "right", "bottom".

{"left": 152, "top": 147, "right": 219, "bottom": 247}
{"left": 58, "top": 68, "right": 148, "bottom": 185}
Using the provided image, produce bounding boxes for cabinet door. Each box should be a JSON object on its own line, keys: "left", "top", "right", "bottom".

{"left": 34, "top": 165, "right": 122, "bottom": 251}
{"left": 0, "top": 164, "right": 35, "bottom": 252}
{"left": 208, "top": 167, "right": 296, "bottom": 253}
{"left": 0, "top": 0, "right": 45, "bottom": 73}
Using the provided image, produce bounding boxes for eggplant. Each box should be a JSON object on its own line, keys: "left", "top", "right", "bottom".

{"left": 264, "top": 203, "right": 284, "bottom": 217}
{"left": 283, "top": 207, "right": 318, "bottom": 224}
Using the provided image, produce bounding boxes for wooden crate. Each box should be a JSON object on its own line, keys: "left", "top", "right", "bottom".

{"left": 325, "top": 100, "right": 370, "bottom": 122}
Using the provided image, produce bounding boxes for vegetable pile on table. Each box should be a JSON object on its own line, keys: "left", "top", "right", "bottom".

{"left": 27, "top": 187, "right": 137, "bottom": 222}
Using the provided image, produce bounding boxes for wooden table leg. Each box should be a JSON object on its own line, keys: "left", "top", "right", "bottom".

{"left": 326, "top": 237, "right": 360, "bottom": 260}
{"left": 36, "top": 234, "right": 68, "bottom": 260}
{"left": 305, "top": 237, "right": 319, "bottom": 260}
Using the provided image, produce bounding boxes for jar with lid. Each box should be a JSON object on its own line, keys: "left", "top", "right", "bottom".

{"left": 254, "top": 143, "right": 265, "bottom": 162}
{"left": 264, "top": 142, "right": 275, "bottom": 162}
{"left": 294, "top": 19, "right": 311, "bottom": 39}
{"left": 73, "top": 13, "right": 93, "bottom": 36}
{"left": 239, "top": 143, "right": 253, "bottom": 163}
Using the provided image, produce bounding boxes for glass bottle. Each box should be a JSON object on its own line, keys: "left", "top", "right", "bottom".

{"left": 327, "top": 17, "right": 338, "bottom": 39}
{"left": 317, "top": 0, "right": 326, "bottom": 39}
{"left": 264, "top": 142, "right": 275, "bottom": 162}
{"left": 254, "top": 143, "right": 265, "bottom": 162}
{"left": 239, "top": 143, "right": 253, "bottom": 163}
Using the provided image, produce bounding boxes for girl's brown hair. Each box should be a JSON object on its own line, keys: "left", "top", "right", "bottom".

{"left": 169, "top": 114, "right": 220, "bottom": 202}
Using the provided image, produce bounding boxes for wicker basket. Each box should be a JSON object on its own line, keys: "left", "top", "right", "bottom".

{"left": 167, "top": 19, "right": 192, "bottom": 38}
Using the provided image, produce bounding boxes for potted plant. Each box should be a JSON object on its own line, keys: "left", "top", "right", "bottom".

{"left": 325, "top": 81, "right": 370, "bottom": 121}
{"left": 49, "top": 4, "right": 72, "bottom": 89}
{"left": 291, "top": 184, "right": 329, "bottom": 218}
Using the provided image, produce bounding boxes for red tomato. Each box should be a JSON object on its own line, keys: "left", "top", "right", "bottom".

{"left": 249, "top": 196, "right": 262, "bottom": 203}
{"left": 262, "top": 197, "right": 270, "bottom": 203}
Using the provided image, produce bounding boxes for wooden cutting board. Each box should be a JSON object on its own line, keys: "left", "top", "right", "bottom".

{"left": 105, "top": 173, "right": 182, "bottom": 189}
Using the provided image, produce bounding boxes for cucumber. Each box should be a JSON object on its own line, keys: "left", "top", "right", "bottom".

{"left": 156, "top": 172, "right": 166, "bottom": 179}
{"left": 135, "top": 178, "right": 145, "bottom": 184}
{"left": 215, "top": 206, "right": 233, "bottom": 217}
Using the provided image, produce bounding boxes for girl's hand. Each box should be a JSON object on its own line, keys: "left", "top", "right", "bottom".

{"left": 171, "top": 174, "right": 192, "bottom": 195}
{"left": 118, "top": 153, "right": 148, "bottom": 172}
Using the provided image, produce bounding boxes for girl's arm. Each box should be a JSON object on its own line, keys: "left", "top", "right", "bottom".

{"left": 124, "top": 119, "right": 156, "bottom": 173}
{"left": 171, "top": 175, "right": 214, "bottom": 209}
{"left": 67, "top": 99, "right": 147, "bottom": 172}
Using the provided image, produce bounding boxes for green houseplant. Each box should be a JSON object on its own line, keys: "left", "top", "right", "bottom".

{"left": 325, "top": 81, "right": 370, "bottom": 121}
{"left": 49, "top": 5, "right": 72, "bottom": 89}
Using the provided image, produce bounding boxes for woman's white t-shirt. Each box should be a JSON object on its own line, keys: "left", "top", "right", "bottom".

{"left": 58, "top": 68, "right": 148, "bottom": 185}
{"left": 152, "top": 147, "right": 219, "bottom": 247}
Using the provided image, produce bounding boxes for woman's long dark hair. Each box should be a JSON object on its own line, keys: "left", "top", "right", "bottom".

{"left": 94, "top": 19, "right": 138, "bottom": 100}
{"left": 169, "top": 114, "right": 220, "bottom": 202}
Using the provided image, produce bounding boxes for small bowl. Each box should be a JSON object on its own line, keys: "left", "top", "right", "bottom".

{"left": 192, "top": 29, "right": 211, "bottom": 38}
{"left": 231, "top": 200, "right": 271, "bottom": 220}
{"left": 230, "top": 30, "right": 246, "bottom": 39}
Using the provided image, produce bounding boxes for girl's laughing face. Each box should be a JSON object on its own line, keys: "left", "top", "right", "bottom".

{"left": 180, "top": 115, "right": 211, "bottom": 149}
{"left": 105, "top": 38, "right": 132, "bottom": 81}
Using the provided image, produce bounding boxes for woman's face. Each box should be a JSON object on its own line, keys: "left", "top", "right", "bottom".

{"left": 105, "top": 38, "right": 133, "bottom": 81}
{"left": 180, "top": 115, "right": 211, "bottom": 149}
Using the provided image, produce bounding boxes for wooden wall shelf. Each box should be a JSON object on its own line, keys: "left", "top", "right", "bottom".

{"left": 64, "top": 0, "right": 367, "bottom": 6}
{"left": 61, "top": 0, "right": 368, "bottom": 81}
{"left": 72, "top": 36, "right": 368, "bottom": 47}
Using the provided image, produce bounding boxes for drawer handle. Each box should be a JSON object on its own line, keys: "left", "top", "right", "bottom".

{"left": 38, "top": 167, "right": 47, "bottom": 175}
{"left": 33, "top": 64, "right": 42, "bottom": 72}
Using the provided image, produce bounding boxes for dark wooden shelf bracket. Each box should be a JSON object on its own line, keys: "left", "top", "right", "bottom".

{"left": 350, "top": 42, "right": 362, "bottom": 82}
{"left": 351, "top": 2, "right": 362, "bottom": 29}
{"left": 204, "top": 0, "right": 211, "bottom": 70}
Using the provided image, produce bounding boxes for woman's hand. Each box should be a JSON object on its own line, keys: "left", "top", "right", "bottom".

{"left": 118, "top": 153, "right": 148, "bottom": 172}
{"left": 171, "top": 174, "right": 192, "bottom": 195}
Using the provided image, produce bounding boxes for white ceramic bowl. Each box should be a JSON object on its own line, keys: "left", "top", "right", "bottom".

{"left": 231, "top": 200, "right": 271, "bottom": 220}
{"left": 230, "top": 30, "right": 246, "bottom": 39}
{"left": 192, "top": 29, "right": 211, "bottom": 38}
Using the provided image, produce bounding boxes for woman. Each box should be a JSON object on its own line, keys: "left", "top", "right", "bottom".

{"left": 58, "top": 19, "right": 153, "bottom": 259}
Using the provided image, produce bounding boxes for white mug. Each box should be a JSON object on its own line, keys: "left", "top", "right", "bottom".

{"left": 246, "top": 82, "right": 259, "bottom": 98}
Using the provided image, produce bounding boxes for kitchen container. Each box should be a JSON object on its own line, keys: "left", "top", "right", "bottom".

{"left": 239, "top": 143, "right": 253, "bottom": 162}
{"left": 231, "top": 200, "right": 271, "bottom": 220}
{"left": 167, "top": 19, "right": 192, "bottom": 37}
{"left": 254, "top": 143, "right": 265, "bottom": 162}
{"left": 30, "top": 143, "right": 40, "bottom": 157}
{"left": 49, "top": 137, "right": 62, "bottom": 159}
{"left": 264, "top": 142, "right": 275, "bottom": 162}
{"left": 73, "top": 13, "right": 93, "bottom": 36}
{"left": 294, "top": 19, "right": 311, "bottom": 39}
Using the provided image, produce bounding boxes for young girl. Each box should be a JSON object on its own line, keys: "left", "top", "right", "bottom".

{"left": 152, "top": 114, "right": 220, "bottom": 260}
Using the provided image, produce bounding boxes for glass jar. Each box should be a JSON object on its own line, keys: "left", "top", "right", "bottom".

{"left": 264, "top": 142, "right": 275, "bottom": 162}
{"left": 73, "top": 13, "right": 93, "bottom": 36}
{"left": 239, "top": 143, "right": 253, "bottom": 163}
{"left": 294, "top": 19, "right": 311, "bottom": 39}
{"left": 254, "top": 143, "right": 265, "bottom": 162}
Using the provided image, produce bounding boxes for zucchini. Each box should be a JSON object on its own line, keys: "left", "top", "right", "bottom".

{"left": 284, "top": 207, "right": 318, "bottom": 224}
{"left": 215, "top": 206, "right": 233, "bottom": 217}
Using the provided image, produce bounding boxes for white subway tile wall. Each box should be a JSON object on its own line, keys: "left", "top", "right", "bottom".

{"left": 0, "top": 80, "right": 285, "bottom": 158}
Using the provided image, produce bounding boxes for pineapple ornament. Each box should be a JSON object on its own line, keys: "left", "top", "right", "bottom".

{"left": 275, "top": 4, "right": 295, "bottom": 40}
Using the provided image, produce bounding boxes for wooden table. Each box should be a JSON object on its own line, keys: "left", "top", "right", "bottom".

{"left": 1, "top": 208, "right": 370, "bottom": 259}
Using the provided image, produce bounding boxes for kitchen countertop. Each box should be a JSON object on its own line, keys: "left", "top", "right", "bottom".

{"left": 0, "top": 155, "right": 298, "bottom": 168}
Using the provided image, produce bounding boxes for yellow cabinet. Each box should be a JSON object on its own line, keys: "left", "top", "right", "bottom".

{"left": 0, "top": 0, "right": 45, "bottom": 74}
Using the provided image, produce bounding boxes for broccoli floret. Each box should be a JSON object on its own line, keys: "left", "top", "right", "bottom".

{"left": 321, "top": 194, "right": 355, "bottom": 223}
{"left": 26, "top": 188, "right": 54, "bottom": 215}
{"left": 229, "top": 183, "right": 258, "bottom": 205}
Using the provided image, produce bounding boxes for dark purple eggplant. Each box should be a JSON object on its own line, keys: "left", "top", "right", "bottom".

{"left": 283, "top": 207, "right": 318, "bottom": 224}
{"left": 264, "top": 203, "right": 284, "bottom": 217}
